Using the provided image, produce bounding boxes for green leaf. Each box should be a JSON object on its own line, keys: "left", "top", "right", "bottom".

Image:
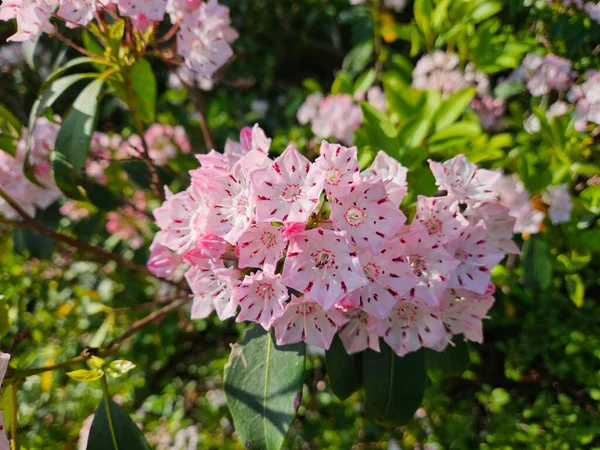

{"left": 127, "top": 59, "right": 157, "bottom": 124}
{"left": 12, "top": 203, "right": 60, "bottom": 258}
{"left": 0, "top": 104, "right": 22, "bottom": 138}
{"left": 87, "top": 399, "right": 152, "bottom": 450}
{"left": 425, "top": 339, "right": 469, "bottom": 380}
{"left": 55, "top": 77, "right": 104, "bottom": 170}
{"left": 22, "top": 38, "right": 38, "bottom": 70}
{"left": 90, "top": 314, "right": 115, "bottom": 348}
{"left": 325, "top": 335, "right": 361, "bottom": 400}
{"left": 414, "top": 0, "right": 433, "bottom": 37}
{"left": 470, "top": 0, "right": 503, "bottom": 23}
{"left": 224, "top": 327, "right": 305, "bottom": 450}
{"left": 0, "top": 295, "right": 11, "bottom": 339}
{"left": 428, "top": 121, "right": 481, "bottom": 144}
{"left": 363, "top": 344, "right": 426, "bottom": 426}
{"left": 493, "top": 81, "right": 524, "bottom": 99}
{"left": 67, "top": 369, "right": 105, "bottom": 382}
{"left": 331, "top": 71, "right": 354, "bottom": 95}
{"left": 565, "top": 274, "right": 585, "bottom": 308}
{"left": 433, "top": 87, "right": 476, "bottom": 131}
{"left": 522, "top": 235, "right": 552, "bottom": 291}
{"left": 359, "top": 102, "right": 400, "bottom": 154}
{"left": 0, "top": 136, "right": 17, "bottom": 156}
{"left": 106, "top": 360, "right": 136, "bottom": 378}
{"left": 342, "top": 41, "right": 374, "bottom": 77}
{"left": 354, "top": 69, "right": 377, "bottom": 95}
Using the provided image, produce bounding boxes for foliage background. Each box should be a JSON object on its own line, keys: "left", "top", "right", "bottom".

{"left": 0, "top": 0, "right": 599, "bottom": 448}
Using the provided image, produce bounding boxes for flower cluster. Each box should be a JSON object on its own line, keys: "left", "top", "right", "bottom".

{"left": 567, "top": 70, "right": 600, "bottom": 131}
{"left": 0, "top": 118, "right": 61, "bottom": 219}
{"left": 149, "top": 126, "right": 517, "bottom": 357}
{"left": 508, "top": 53, "right": 576, "bottom": 96}
{"left": 297, "top": 87, "right": 386, "bottom": 145}
{"left": 412, "top": 50, "right": 489, "bottom": 98}
{"left": 120, "top": 124, "right": 191, "bottom": 166}
{"left": 0, "top": 0, "right": 236, "bottom": 78}
{"left": 492, "top": 173, "right": 545, "bottom": 234}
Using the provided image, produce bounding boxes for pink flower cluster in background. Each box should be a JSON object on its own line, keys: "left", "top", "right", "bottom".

{"left": 567, "top": 70, "right": 600, "bottom": 131}
{"left": 508, "top": 53, "right": 576, "bottom": 96}
{"left": 120, "top": 124, "right": 191, "bottom": 166}
{"left": 148, "top": 125, "right": 519, "bottom": 357}
{"left": 0, "top": 0, "right": 236, "bottom": 78}
{"left": 0, "top": 118, "right": 61, "bottom": 219}
{"left": 296, "top": 87, "right": 387, "bottom": 145}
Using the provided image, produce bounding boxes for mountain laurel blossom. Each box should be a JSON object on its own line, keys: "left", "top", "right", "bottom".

{"left": 149, "top": 127, "right": 520, "bottom": 356}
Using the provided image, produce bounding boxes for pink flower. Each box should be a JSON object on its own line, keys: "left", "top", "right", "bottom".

{"left": 337, "top": 308, "right": 381, "bottom": 354}
{"left": 429, "top": 154, "right": 501, "bottom": 203}
{"left": 105, "top": 192, "right": 149, "bottom": 250}
{"left": 155, "top": 180, "right": 208, "bottom": 254}
{"left": 297, "top": 92, "right": 323, "bottom": 125}
{"left": 251, "top": 145, "right": 325, "bottom": 223}
{"left": 370, "top": 301, "right": 445, "bottom": 356}
{"left": 309, "top": 140, "right": 359, "bottom": 200}
{"left": 439, "top": 288, "right": 494, "bottom": 343}
{"left": 237, "top": 223, "right": 286, "bottom": 274}
{"left": 0, "top": 0, "right": 55, "bottom": 42}
{"left": 0, "top": 351, "right": 10, "bottom": 387}
{"left": 395, "top": 225, "right": 459, "bottom": 307}
{"left": 233, "top": 271, "right": 289, "bottom": 329}
{"left": 282, "top": 228, "right": 368, "bottom": 310}
{"left": 0, "top": 118, "right": 61, "bottom": 219}
{"left": 568, "top": 70, "right": 600, "bottom": 130}
{"left": 147, "top": 232, "right": 184, "bottom": 280}
{"left": 444, "top": 224, "right": 504, "bottom": 294}
{"left": 121, "top": 125, "right": 190, "bottom": 166}
{"left": 493, "top": 173, "right": 544, "bottom": 234}
{"left": 56, "top": 0, "right": 96, "bottom": 27}
{"left": 331, "top": 178, "right": 406, "bottom": 252}
{"left": 542, "top": 184, "right": 572, "bottom": 224}
{"left": 463, "top": 202, "right": 520, "bottom": 254}
{"left": 273, "top": 295, "right": 348, "bottom": 349}
{"left": 414, "top": 195, "right": 466, "bottom": 244}
{"left": 176, "top": 2, "right": 235, "bottom": 78}
{"left": 203, "top": 162, "right": 256, "bottom": 244}
{"left": 117, "top": 0, "right": 167, "bottom": 22}
{"left": 361, "top": 150, "right": 407, "bottom": 206}
{"left": 185, "top": 262, "right": 240, "bottom": 320}
{"left": 366, "top": 86, "right": 387, "bottom": 111}
{"left": 307, "top": 94, "right": 363, "bottom": 145}
{"left": 340, "top": 246, "right": 419, "bottom": 319}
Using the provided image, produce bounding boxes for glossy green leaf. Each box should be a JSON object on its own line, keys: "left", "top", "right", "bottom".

{"left": 224, "top": 327, "right": 305, "bottom": 450}
{"left": 434, "top": 87, "right": 476, "bottom": 131}
{"left": 55, "top": 77, "right": 104, "bottom": 170}
{"left": 565, "top": 274, "right": 584, "bottom": 308}
{"left": 127, "top": 59, "right": 157, "bottom": 124}
{"left": 331, "top": 71, "right": 354, "bottom": 95}
{"left": 106, "top": 360, "right": 136, "bottom": 378}
{"left": 522, "top": 235, "right": 552, "bottom": 291}
{"left": 354, "top": 69, "right": 377, "bottom": 95}
{"left": 363, "top": 343, "right": 426, "bottom": 426}
{"left": 414, "top": 0, "right": 433, "bottom": 36}
{"left": 67, "top": 369, "right": 105, "bottom": 382}
{"left": 87, "top": 399, "right": 152, "bottom": 450}
{"left": 325, "top": 335, "right": 361, "bottom": 400}
{"left": 0, "top": 295, "right": 10, "bottom": 339}
{"left": 470, "top": 0, "right": 503, "bottom": 23}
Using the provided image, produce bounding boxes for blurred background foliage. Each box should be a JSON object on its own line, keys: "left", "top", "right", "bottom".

{"left": 1, "top": 0, "right": 599, "bottom": 448}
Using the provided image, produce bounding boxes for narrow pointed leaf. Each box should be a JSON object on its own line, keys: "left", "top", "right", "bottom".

{"left": 224, "top": 327, "right": 305, "bottom": 450}
{"left": 87, "top": 399, "right": 151, "bottom": 450}
{"left": 363, "top": 343, "right": 426, "bottom": 426}
{"left": 433, "top": 87, "right": 476, "bottom": 131}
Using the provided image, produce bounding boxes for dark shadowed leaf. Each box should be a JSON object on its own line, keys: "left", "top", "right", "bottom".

{"left": 325, "top": 335, "right": 362, "bottom": 400}
{"left": 522, "top": 235, "right": 552, "bottom": 291}
{"left": 224, "top": 327, "right": 305, "bottom": 450}
{"left": 128, "top": 59, "right": 156, "bottom": 124}
{"left": 425, "top": 339, "right": 470, "bottom": 380}
{"left": 363, "top": 343, "right": 426, "bottom": 426}
{"left": 86, "top": 398, "right": 151, "bottom": 450}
